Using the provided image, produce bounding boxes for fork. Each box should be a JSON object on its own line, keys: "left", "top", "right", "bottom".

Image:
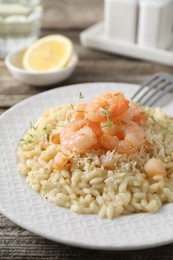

{"left": 131, "top": 72, "right": 173, "bottom": 106}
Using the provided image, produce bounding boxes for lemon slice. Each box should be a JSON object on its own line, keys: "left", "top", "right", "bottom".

{"left": 23, "top": 35, "right": 73, "bottom": 72}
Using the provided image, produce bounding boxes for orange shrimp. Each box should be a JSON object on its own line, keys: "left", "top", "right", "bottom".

{"left": 74, "top": 103, "right": 86, "bottom": 120}
{"left": 131, "top": 104, "right": 148, "bottom": 125}
{"left": 60, "top": 120, "right": 101, "bottom": 152}
{"left": 85, "top": 92, "right": 129, "bottom": 122}
{"left": 53, "top": 152, "right": 69, "bottom": 170}
{"left": 51, "top": 133, "right": 60, "bottom": 144}
{"left": 132, "top": 113, "right": 148, "bottom": 125}
{"left": 144, "top": 158, "right": 166, "bottom": 177}
{"left": 101, "top": 122, "right": 124, "bottom": 139}
{"left": 112, "top": 105, "right": 148, "bottom": 125}
{"left": 99, "top": 121, "right": 145, "bottom": 154}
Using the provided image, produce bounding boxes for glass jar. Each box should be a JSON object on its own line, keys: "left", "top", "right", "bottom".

{"left": 0, "top": 0, "right": 42, "bottom": 58}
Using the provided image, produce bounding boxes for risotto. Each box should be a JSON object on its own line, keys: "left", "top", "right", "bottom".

{"left": 17, "top": 92, "right": 173, "bottom": 219}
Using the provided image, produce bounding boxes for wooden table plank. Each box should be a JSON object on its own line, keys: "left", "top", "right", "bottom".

{"left": 0, "top": 109, "right": 6, "bottom": 115}
{"left": 42, "top": 0, "right": 104, "bottom": 29}
{"left": 1, "top": 208, "right": 173, "bottom": 260}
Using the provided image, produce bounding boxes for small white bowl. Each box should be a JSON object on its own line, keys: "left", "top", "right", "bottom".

{"left": 5, "top": 48, "right": 78, "bottom": 86}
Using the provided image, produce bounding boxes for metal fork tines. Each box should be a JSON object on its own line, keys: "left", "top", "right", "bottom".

{"left": 131, "top": 72, "right": 173, "bottom": 106}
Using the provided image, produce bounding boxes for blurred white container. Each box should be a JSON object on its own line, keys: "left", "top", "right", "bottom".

{"left": 138, "top": 0, "right": 173, "bottom": 49}
{"left": 104, "top": 0, "right": 138, "bottom": 43}
{"left": 80, "top": 0, "right": 173, "bottom": 66}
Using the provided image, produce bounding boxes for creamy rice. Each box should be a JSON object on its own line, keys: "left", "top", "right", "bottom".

{"left": 17, "top": 104, "right": 173, "bottom": 219}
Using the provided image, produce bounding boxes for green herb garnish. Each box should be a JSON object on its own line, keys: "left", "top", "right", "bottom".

{"left": 79, "top": 92, "right": 84, "bottom": 100}
{"left": 43, "top": 126, "right": 51, "bottom": 141}
{"left": 30, "top": 122, "right": 37, "bottom": 130}
{"left": 71, "top": 103, "right": 84, "bottom": 113}
{"left": 101, "top": 122, "right": 114, "bottom": 128}
{"left": 20, "top": 122, "right": 36, "bottom": 145}
{"left": 71, "top": 103, "right": 75, "bottom": 111}
{"left": 136, "top": 102, "right": 142, "bottom": 107}
{"left": 66, "top": 115, "right": 71, "bottom": 122}
{"left": 101, "top": 106, "right": 114, "bottom": 128}
{"left": 150, "top": 115, "right": 173, "bottom": 135}
{"left": 20, "top": 136, "right": 34, "bottom": 145}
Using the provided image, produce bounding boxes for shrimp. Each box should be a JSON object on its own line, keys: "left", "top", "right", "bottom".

{"left": 99, "top": 121, "right": 145, "bottom": 154}
{"left": 144, "top": 158, "right": 166, "bottom": 177}
{"left": 74, "top": 103, "right": 86, "bottom": 120}
{"left": 60, "top": 120, "right": 101, "bottom": 152}
{"left": 131, "top": 104, "right": 148, "bottom": 125}
{"left": 51, "top": 132, "right": 60, "bottom": 144}
{"left": 132, "top": 113, "right": 148, "bottom": 125}
{"left": 85, "top": 92, "right": 129, "bottom": 122}
{"left": 114, "top": 105, "right": 148, "bottom": 125}
{"left": 53, "top": 152, "right": 69, "bottom": 170}
{"left": 101, "top": 122, "right": 124, "bottom": 139}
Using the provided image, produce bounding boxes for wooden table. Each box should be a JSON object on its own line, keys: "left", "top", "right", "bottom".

{"left": 1, "top": 0, "right": 173, "bottom": 258}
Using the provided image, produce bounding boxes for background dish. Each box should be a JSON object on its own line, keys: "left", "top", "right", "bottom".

{"left": 0, "top": 82, "right": 173, "bottom": 250}
{"left": 80, "top": 22, "right": 173, "bottom": 66}
{"left": 5, "top": 50, "right": 78, "bottom": 86}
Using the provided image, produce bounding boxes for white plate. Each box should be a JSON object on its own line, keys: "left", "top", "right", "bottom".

{"left": 1, "top": 82, "right": 173, "bottom": 250}
{"left": 80, "top": 22, "right": 173, "bottom": 66}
